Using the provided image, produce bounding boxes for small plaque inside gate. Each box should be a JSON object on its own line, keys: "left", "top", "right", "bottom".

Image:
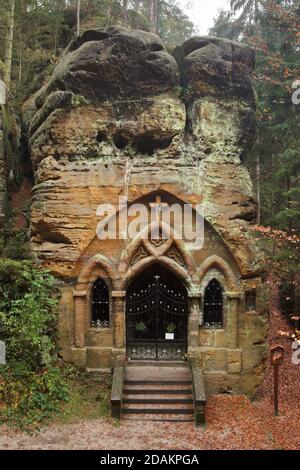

{"left": 165, "top": 333, "right": 174, "bottom": 340}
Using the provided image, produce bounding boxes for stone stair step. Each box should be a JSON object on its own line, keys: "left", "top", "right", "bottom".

{"left": 123, "top": 396, "right": 193, "bottom": 404}
{"left": 125, "top": 366, "right": 191, "bottom": 381}
{"left": 123, "top": 384, "right": 192, "bottom": 393}
{"left": 123, "top": 413, "right": 194, "bottom": 423}
{"left": 123, "top": 401, "right": 193, "bottom": 410}
{"left": 122, "top": 407, "right": 193, "bottom": 415}
{"left": 123, "top": 388, "right": 192, "bottom": 395}
{"left": 124, "top": 379, "right": 192, "bottom": 386}
{"left": 128, "top": 361, "right": 187, "bottom": 367}
{"left": 122, "top": 414, "right": 194, "bottom": 422}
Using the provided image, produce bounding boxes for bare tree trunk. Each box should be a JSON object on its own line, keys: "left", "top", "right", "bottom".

{"left": 17, "top": 31, "right": 22, "bottom": 91}
{"left": 4, "top": 0, "right": 16, "bottom": 87}
{"left": 77, "top": 0, "right": 81, "bottom": 37}
{"left": 256, "top": 153, "right": 261, "bottom": 224}
{"left": 106, "top": 0, "right": 113, "bottom": 26}
{"left": 271, "top": 153, "right": 274, "bottom": 218}
{"left": 286, "top": 173, "right": 291, "bottom": 231}
{"left": 123, "top": 0, "right": 128, "bottom": 27}
{"left": 150, "top": 0, "right": 159, "bottom": 34}
{"left": 254, "top": 0, "right": 259, "bottom": 24}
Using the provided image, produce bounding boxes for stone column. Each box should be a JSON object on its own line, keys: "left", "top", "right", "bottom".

{"left": 73, "top": 290, "right": 88, "bottom": 349}
{"left": 188, "top": 291, "right": 202, "bottom": 355}
{"left": 112, "top": 291, "right": 126, "bottom": 350}
{"left": 225, "top": 291, "right": 242, "bottom": 349}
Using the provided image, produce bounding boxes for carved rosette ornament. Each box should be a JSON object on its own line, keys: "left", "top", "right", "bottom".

{"left": 130, "top": 246, "right": 148, "bottom": 266}
{"left": 166, "top": 245, "right": 186, "bottom": 269}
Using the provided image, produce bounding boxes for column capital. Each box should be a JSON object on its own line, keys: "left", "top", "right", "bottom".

{"left": 226, "top": 291, "right": 243, "bottom": 300}
{"left": 112, "top": 291, "right": 126, "bottom": 298}
{"left": 73, "top": 290, "right": 88, "bottom": 298}
{"left": 188, "top": 291, "right": 202, "bottom": 299}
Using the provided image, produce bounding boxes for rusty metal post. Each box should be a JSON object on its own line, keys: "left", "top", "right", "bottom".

{"left": 270, "top": 345, "right": 284, "bottom": 417}
{"left": 274, "top": 364, "right": 279, "bottom": 416}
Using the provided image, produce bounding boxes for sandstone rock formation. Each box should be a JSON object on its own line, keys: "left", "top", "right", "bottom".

{"left": 23, "top": 28, "right": 268, "bottom": 398}
{"left": 24, "top": 28, "right": 261, "bottom": 278}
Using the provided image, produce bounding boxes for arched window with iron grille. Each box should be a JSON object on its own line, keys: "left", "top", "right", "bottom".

{"left": 203, "top": 278, "right": 223, "bottom": 328}
{"left": 91, "top": 279, "right": 109, "bottom": 328}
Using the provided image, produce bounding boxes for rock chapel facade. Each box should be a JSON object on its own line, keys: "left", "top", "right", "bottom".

{"left": 23, "top": 28, "right": 269, "bottom": 398}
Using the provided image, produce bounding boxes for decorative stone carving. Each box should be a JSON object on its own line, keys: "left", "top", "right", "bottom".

{"left": 166, "top": 245, "right": 186, "bottom": 269}
{"left": 130, "top": 246, "right": 148, "bottom": 267}
{"left": 150, "top": 238, "right": 167, "bottom": 248}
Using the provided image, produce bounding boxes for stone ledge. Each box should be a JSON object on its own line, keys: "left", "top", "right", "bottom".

{"left": 188, "top": 290, "right": 202, "bottom": 299}
{"left": 226, "top": 291, "right": 243, "bottom": 300}
{"left": 73, "top": 290, "right": 87, "bottom": 297}
{"left": 112, "top": 291, "right": 126, "bottom": 298}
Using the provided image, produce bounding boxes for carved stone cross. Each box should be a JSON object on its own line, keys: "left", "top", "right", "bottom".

{"left": 149, "top": 195, "right": 169, "bottom": 239}
{"left": 149, "top": 195, "right": 168, "bottom": 225}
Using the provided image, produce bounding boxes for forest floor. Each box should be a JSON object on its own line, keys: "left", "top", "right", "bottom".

{"left": 0, "top": 303, "right": 299, "bottom": 450}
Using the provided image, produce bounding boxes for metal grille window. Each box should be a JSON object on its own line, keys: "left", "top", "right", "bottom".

{"left": 245, "top": 290, "right": 256, "bottom": 312}
{"left": 91, "top": 279, "right": 109, "bottom": 328}
{"left": 203, "top": 279, "right": 223, "bottom": 328}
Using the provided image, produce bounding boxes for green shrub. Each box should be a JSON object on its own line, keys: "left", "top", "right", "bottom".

{"left": 0, "top": 258, "right": 68, "bottom": 429}
{"left": 0, "top": 365, "right": 68, "bottom": 429}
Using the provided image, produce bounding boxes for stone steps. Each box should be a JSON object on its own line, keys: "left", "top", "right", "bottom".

{"left": 124, "top": 379, "right": 192, "bottom": 386}
{"left": 121, "top": 414, "right": 194, "bottom": 423}
{"left": 123, "top": 387, "right": 192, "bottom": 394}
{"left": 122, "top": 364, "right": 194, "bottom": 423}
{"left": 123, "top": 396, "right": 193, "bottom": 404}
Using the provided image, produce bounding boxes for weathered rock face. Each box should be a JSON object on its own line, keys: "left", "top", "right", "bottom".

{"left": 25, "top": 30, "right": 262, "bottom": 277}
{"left": 175, "top": 36, "right": 256, "bottom": 103}
{"left": 174, "top": 37, "right": 257, "bottom": 160}
{"left": 45, "top": 28, "right": 179, "bottom": 103}
{"left": 24, "top": 28, "right": 268, "bottom": 398}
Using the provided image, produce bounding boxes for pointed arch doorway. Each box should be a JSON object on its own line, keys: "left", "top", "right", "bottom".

{"left": 126, "top": 263, "right": 189, "bottom": 361}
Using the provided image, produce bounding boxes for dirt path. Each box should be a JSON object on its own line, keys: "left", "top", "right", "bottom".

{"left": 0, "top": 308, "right": 299, "bottom": 450}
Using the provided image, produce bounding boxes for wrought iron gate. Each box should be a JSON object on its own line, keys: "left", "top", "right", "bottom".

{"left": 126, "top": 274, "right": 188, "bottom": 361}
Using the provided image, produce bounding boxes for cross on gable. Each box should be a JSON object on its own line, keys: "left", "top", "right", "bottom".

{"left": 149, "top": 195, "right": 169, "bottom": 213}
{"left": 149, "top": 195, "right": 169, "bottom": 239}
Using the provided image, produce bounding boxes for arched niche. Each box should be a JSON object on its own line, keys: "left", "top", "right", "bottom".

{"left": 73, "top": 254, "right": 117, "bottom": 348}
{"left": 198, "top": 255, "right": 240, "bottom": 292}
{"left": 197, "top": 258, "right": 242, "bottom": 349}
